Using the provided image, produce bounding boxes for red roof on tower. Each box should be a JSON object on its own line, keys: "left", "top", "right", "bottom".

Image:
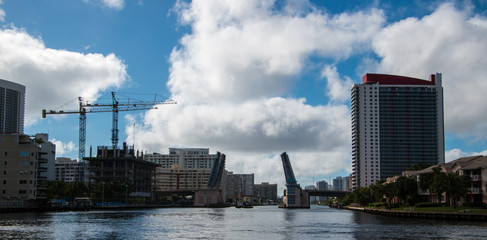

{"left": 362, "top": 73, "right": 435, "bottom": 85}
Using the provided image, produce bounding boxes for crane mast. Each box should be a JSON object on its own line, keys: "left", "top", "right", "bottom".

{"left": 42, "top": 92, "right": 176, "bottom": 161}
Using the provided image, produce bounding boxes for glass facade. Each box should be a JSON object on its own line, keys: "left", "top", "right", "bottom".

{"left": 378, "top": 87, "right": 440, "bottom": 178}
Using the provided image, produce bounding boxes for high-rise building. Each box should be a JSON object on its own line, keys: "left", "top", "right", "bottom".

{"left": 316, "top": 180, "right": 329, "bottom": 191}
{"left": 0, "top": 79, "right": 25, "bottom": 134}
{"left": 351, "top": 73, "right": 444, "bottom": 189}
{"left": 332, "top": 176, "right": 343, "bottom": 191}
{"left": 254, "top": 182, "right": 278, "bottom": 203}
{"left": 224, "top": 172, "right": 254, "bottom": 202}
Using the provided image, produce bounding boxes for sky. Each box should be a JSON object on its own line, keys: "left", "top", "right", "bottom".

{"left": 1, "top": 0, "right": 487, "bottom": 192}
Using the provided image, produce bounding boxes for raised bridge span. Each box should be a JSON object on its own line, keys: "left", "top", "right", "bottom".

{"left": 281, "top": 152, "right": 350, "bottom": 208}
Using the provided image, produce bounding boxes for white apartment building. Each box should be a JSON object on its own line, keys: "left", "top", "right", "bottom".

{"left": 55, "top": 157, "right": 84, "bottom": 182}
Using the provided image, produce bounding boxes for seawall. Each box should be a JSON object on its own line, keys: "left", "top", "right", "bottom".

{"left": 345, "top": 206, "right": 487, "bottom": 221}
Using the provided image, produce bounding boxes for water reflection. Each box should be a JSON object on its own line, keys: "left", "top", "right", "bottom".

{"left": 1, "top": 206, "right": 487, "bottom": 239}
{"left": 351, "top": 210, "right": 487, "bottom": 240}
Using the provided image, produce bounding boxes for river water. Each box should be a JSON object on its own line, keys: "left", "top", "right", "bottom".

{"left": 1, "top": 206, "right": 486, "bottom": 239}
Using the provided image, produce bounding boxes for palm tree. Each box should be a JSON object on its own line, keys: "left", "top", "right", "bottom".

{"left": 432, "top": 172, "right": 471, "bottom": 207}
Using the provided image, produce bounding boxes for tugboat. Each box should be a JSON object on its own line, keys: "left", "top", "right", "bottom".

{"left": 235, "top": 199, "right": 243, "bottom": 208}
{"left": 242, "top": 201, "right": 253, "bottom": 208}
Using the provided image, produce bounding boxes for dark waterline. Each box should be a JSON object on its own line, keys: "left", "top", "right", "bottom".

{"left": 1, "top": 206, "right": 486, "bottom": 239}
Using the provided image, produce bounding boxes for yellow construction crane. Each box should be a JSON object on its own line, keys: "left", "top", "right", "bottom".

{"left": 42, "top": 92, "right": 176, "bottom": 161}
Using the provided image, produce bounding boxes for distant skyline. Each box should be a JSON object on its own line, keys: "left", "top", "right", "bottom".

{"left": 1, "top": 0, "right": 487, "bottom": 191}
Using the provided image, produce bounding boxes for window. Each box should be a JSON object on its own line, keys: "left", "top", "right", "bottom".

{"left": 2, "top": 180, "right": 6, "bottom": 184}
{"left": 4, "top": 151, "right": 7, "bottom": 156}
{"left": 3, "top": 161, "right": 6, "bottom": 166}
{"left": 20, "top": 151, "right": 29, "bottom": 157}
{"left": 19, "top": 180, "right": 27, "bottom": 184}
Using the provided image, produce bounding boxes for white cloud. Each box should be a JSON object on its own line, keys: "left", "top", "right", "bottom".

{"left": 129, "top": 0, "right": 384, "bottom": 186}
{"left": 84, "top": 0, "right": 124, "bottom": 10}
{"left": 51, "top": 138, "right": 76, "bottom": 157}
{"left": 0, "top": 9, "right": 5, "bottom": 22}
{"left": 0, "top": 27, "right": 128, "bottom": 125}
{"left": 169, "top": 0, "right": 384, "bottom": 104}
{"left": 102, "top": 0, "right": 124, "bottom": 10}
{"left": 0, "top": 0, "right": 5, "bottom": 22}
{"left": 446, "top": 148, "right": 487, "bottom": 162}
{"left": 370, "top": 3, "right": 487, "bottom": 140}
{"left": 321, "top": 65, "right": 354, "bottom": 103}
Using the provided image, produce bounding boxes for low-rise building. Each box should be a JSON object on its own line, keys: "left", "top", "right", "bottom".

{"left": 0, "top": 134, "right": 51, "bottom": 202}
{"left": 144, "top": 148, "right": 220, "bottom": 191}
{"left": 397, "top": 155, "right": 487, "bottom": 206}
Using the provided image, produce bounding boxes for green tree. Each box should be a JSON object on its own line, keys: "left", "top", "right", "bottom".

{"left": 395, "top": 176, "right": 418, "bottom": 206}
{"left": 46, "top": 181, "right": 67, "bottom": 199}
{"left": 369, "top": 182, "right": 385, "bottom": 203}
{"left": 65, "top": 181, "right": 88, "bottom": 199}
{"left": 382, "top": 182, "right": 397, "bottom": 207}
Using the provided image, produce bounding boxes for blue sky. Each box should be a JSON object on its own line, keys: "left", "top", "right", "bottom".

{"left": 1, "top": 0, "right": 487, "bottom": 190}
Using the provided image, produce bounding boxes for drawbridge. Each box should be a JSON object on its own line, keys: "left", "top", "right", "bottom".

{"left": 280, "top": 152, "right": 348, "bottom": 208}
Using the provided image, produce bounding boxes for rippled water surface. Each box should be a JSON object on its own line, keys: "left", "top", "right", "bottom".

{"left": 1, "top": 206, "right": 487, "bottom": 239}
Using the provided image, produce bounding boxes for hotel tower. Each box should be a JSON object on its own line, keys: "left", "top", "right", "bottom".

{"left": 351, "top": 73, "right": 444, "bottom": 189}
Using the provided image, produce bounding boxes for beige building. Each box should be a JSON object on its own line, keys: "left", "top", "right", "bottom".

{"left": 0, "top": 134, "right": 49, "bottom": 201}
{"left": 144, "top": 148, "right": 220, "bottom": 191}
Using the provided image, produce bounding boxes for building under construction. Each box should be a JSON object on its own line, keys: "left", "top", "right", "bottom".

{"left": 84, "top": 143, "right": 157, "bottom": 198}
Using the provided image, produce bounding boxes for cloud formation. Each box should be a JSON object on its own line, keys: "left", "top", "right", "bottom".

{"left": 0, "top": 27, "right": 128, "bottom": 125}
{"left": 84, "top": 0, "right": 124, "bottom": 10}
{"left": 51, "top": 138, "right": 76, "bottom": 157}
{"left": 446, "top": 148, "right": 487, "bottom": 163}
{"left": 371, "top": 3, "right": 487, "bottom": 140}
{"left": 130, "top": 0, "right": 385, "bottom": 186}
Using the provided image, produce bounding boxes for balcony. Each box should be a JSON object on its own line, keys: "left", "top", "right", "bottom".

{"left": 470, "top": 187, "right": 481, "bottom": 194}
{"left": 470, "top": 175, "right": 480, "bottom": 181}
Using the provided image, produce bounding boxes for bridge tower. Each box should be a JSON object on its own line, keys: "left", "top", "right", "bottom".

{"left": 194, "top": 152, "right": 226, "bottom": 207}
{"left": 280, "top": 152, "right": 309, "bottom": 208}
